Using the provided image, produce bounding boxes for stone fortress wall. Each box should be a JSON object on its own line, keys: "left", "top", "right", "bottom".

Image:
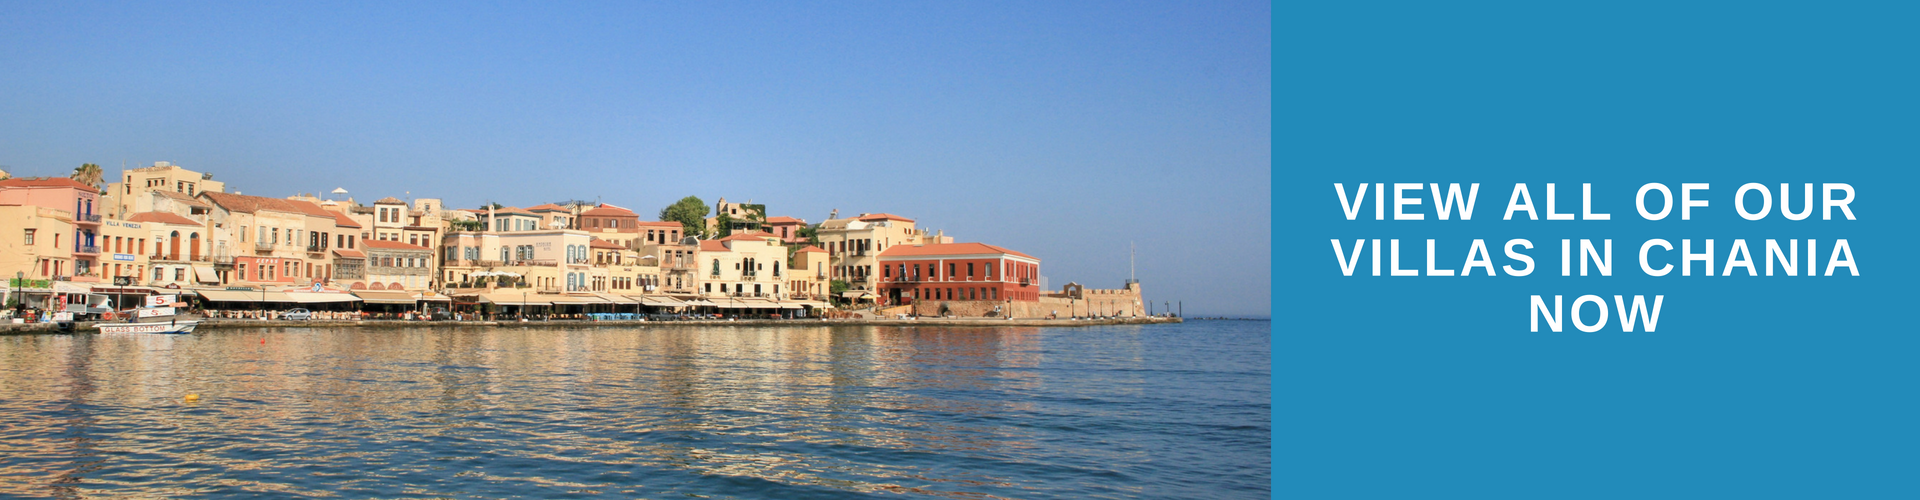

{"left": 906, "top": 281, "right": 1146, "bottom": 318}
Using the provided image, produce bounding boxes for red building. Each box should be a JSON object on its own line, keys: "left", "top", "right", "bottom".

{"left": 874, "top": 242, "right": 1041, "bottom": 306}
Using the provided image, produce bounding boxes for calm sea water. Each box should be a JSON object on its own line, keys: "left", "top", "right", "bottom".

{"left": 0, "top": 321, "right": 1269, "bottom": 499}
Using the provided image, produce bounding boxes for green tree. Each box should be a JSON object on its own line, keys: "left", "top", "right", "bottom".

{"left": 715, "top": 213, "right": 734, "bottom": 238}
{"left": 658, "top": 196, "right": 708, "bottom": 238}
{"left": 70, "top": 163, "right": 103, "bottom": 190}
{"left": 796, "top": 223, "right": 821, "bottom": 246}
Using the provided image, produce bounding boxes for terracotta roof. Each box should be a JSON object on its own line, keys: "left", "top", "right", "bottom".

{"left": 857, "top": 213, "right": 915, "bottom": 223}
{"left": 589, "top": 238, "right": 624, "bottom": 249}
{"left": 877, "top": 242, "right": 1037, "bottom": 260}
{"left": 123, "top": 211, "right": 201, "bottom": 226}
{"left": 199, "top": 192, "right": 335, "bottom": 218}
{"left": 374, "top": 197, "right": 404, "bottom": 205}
{"left": 718, "top": 232, "right": 777, "bottom": 242}
{"left": 0, "top": 177, "right": 99, "bottom": 193}
{"left": 155, "top": 190, "right": 211, "bottom": 208}
{"left": 764, "top": 216, "right": 804, "bottom": 224}
{"left": 636, "top": 220, "right": 681, "bottom": 228}
{"left": 492, "top": 207, "right": 535, "bottom": 216}
{"left": 797, "top": 245, "right": 826, "bottom": 253}
{"left": 698, "top": 240, "right": 730, "bottom": 252}
{"left": 330, "top": 211, "right": 361, "bottom": 228}
{"left": 526, "top": 203, "right": 570, "bottom": 212}
{"left": 332, "top": 248, "right": 367, "bottom": 259}
{"left": 581, "top": 204, "right": 637, "bottom": 217}
{"left": 361, "top": 239, "right": 432, "bottom": 251}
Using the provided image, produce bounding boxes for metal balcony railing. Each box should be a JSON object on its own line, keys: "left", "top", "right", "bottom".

{"left": 255, "top": 242, "right": 274, "bottom": 252}
{"left": 740, "top": 273, "right": 757, "bottom": 281}
{"left": 307, "top": 245, "right": 324, "bottom": 253}
{"left": 74, "top": 244, "right": 99, "bottom": 254}
{"left": 77, "top": 214, "right": 102, "bottom": 223}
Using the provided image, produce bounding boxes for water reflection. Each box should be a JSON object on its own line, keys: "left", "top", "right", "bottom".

{"left": 0, "top": 323, "right": 1269, "bottom": 498}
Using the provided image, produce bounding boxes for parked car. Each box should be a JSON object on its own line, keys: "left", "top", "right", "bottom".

{"left": 427, "top": 308, "right": 452, "bottom": 321}
{"left": 283, "top": 308, "right": 314, "bottom": 321}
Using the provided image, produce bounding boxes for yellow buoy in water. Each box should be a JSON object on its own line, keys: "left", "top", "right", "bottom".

{"left": 184, "top": 394, "right": 200, "bottom": 403}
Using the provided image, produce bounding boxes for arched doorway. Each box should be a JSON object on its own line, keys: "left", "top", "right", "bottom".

{"left": 189, "top": 232, "right": 201, "bottom": 260}
{"left": 168, "top": 231, "right": 180, "bottom": 260}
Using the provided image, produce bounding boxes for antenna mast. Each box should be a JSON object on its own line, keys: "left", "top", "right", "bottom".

{"left": 1130, "top": 242, "right": 1136, "bottom": 282}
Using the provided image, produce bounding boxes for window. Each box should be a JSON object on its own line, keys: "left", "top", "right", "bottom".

{"left": 22, "top": 229, "right": 33, "bottom": 245}
{"left": 705, "top": 283, "right": 712, "bottom": 292}
{"left": 987, "top": 263, "right": 993, "bottom": 278}
{"left": 991, "top": 288, "right": 998, "bottom": 300}
{"left": 967, "top": 263, "right": 974, "bottom": 277}
{"left": 948, "top": 263, "right": 955, "bottom": 278}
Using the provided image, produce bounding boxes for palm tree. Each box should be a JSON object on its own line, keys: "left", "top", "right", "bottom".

{"left": 70, "top": 163, "right": 103, "bottom": 189}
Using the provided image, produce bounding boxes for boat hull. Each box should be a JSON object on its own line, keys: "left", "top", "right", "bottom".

{"left": 95, "top": 320, "right": 199, "bottom": 335}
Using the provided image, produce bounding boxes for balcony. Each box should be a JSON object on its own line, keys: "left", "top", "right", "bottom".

{"left": 307, "top": 244, "right": 324, "bottom": 254}
{"left": 1020, "top": 278, "right": 1031, "bottom": 287}
{"left": 255, "top": 241, "right": 274, "bottom": 252}
{"left": 740, "top": 273, "right": 758, "bottom": 281}
{"left": 74, "top": 244, "right": 100, "bottom": 255}
{"left": 76, "top": 213, "right": 102, "bottom": 224}
{"left": 665, "top": 260, "right": 695, "bottom": 270}
{"left": 851, "top": 275, "right": 869, "bottom": 284}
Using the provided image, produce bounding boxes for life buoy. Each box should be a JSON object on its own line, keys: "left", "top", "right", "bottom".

{"left": 102, "top": 312, "right": 117, "bottom": 320}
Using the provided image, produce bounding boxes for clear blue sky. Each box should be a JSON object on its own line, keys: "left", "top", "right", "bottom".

{"left": 0, "top": 1, "right": 1270, "bottom": 316}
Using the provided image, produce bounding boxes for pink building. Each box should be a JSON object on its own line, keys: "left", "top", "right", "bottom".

{"left": 0, "top": 177, "right": 103, "bottom": 278}
{"left": 764, "top": 216, "right": 808, "bottom": 244}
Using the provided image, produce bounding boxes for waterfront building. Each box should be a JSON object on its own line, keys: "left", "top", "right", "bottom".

{"left": 631, "top": 223, "right": 697, "bottom": 295}
{"left": 103, "top": 161, "right": 226, "bottom": 219}
{"left": 590, "top": 237, "right": 662, "bottom": 295}
{"left": 875, "top": 242, "right": 1042, "bottom": 316}
{"left": 125, "top": 211, "right": 218, "bottom": 287}
{"left": 97, "top": 216, "right": 153, "bottom": 285}
{"left": 321, "top": 208, "right": 367, "bottom": 286}
{"left": 360, "top": 239, "right": 434, "bottom": 290}
{"left": 786, "top": 245, "right": 829, "bottom": 301}
{"left": 0, "top": 204, "right": 79, "bottom": 284}
{"left": 0, "top": 177, "right": 103, "bottom": 280}
{"left": 815, "top": 213, "right": 943, "bottom": 294}
{"left": 200, "top": 192, "right": 341, "bottom": 286}
{"left": 440, "top": 227, "right": 594, "bottom": 293}
{"left": 579, "top": 204, "right": 642, "bottom": 247}
{"left": 696, "top": 231, "right": 826, "bottom": 314}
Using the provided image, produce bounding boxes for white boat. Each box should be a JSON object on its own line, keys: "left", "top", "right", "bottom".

{"left": 95, "top": 294, "right": 199, "bottom": 335}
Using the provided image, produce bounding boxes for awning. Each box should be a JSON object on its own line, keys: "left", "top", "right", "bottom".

{"left": 352, "top": 290, "right": 417, "bottom": 304}
{"left": 196, "top": 289, "right": 294, "bottom": 302}
{"left": 841, "top": 291, "right": 876, "bottom": 299}
{"left": 778, "top": 303, "right": 805, "bottom": 309}
{"left": 481, "top": 293, "right": 552, "bottom": 306}
{"left": 730, "top": 298, "right": 778, "bottom": 309}
{"left": 639, "top": 296, "right": 684, "bottom": 307}
{"left": 284, "top": 292, "right": 361, "bottom": 304}
{"left": 682, "top": 299, "right": 716, "bottom": 307}
{"left": 591, "top": 292, "right": 641, "bottom": 304}
{"left": 414, "top": 291, "right": 452, "bottom": 302}
{"left": 192, "top": 265, "right": 219, "bottom": 284}
{"left": 548, "top": 294, "right": 611, "bottom": 305}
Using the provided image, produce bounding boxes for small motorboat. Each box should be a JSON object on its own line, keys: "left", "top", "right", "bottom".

{"left": 96, "top": 294, "right": 200, "bottom": 335}
{"left": 95, "top": 317, "right": 199, "bottom": 335}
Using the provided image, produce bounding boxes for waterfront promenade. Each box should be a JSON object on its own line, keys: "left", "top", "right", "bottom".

{"left": 0, "top": 315, "right": 1180, "bottom": 334}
